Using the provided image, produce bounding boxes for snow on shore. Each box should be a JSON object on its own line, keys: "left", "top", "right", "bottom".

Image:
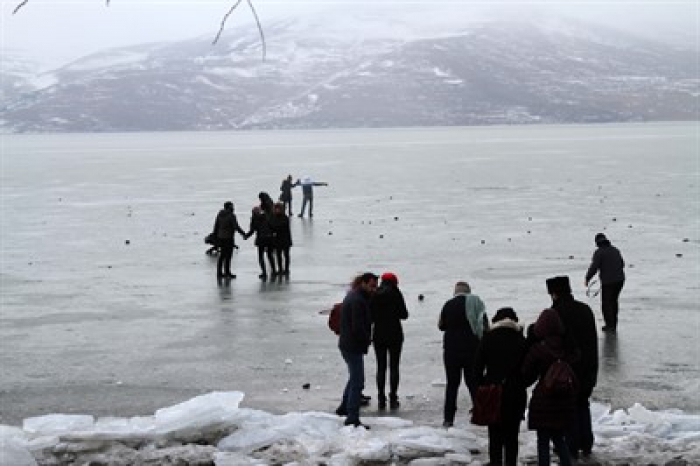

{"left": 2, "top": 391, "right": 699, "bottom": 465}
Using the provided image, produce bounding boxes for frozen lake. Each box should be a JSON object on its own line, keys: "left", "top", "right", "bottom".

{"left": 1, "top": 122, "right": 698, "bottom": 427}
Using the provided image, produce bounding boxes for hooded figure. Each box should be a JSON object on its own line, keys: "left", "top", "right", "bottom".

{"left": 522, "top": 308, "right": 576, "bottom": 466}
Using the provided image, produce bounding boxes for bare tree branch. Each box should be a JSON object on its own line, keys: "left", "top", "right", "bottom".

{"left": 246, "top": 0, "right": 266, "bottom": 61}
{"left": 212, "top": 0, "right": 244, "bottom": 46}
{"left": 13, "top": 0, "right": 29, "bottom": 15}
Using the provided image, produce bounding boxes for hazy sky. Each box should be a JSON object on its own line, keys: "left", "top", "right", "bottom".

{"left": 2, "top": 0, "right": 698, "bottom": 69}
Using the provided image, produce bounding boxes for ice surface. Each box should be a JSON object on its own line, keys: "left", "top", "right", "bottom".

{"left": 2, "top": 392, "right": 700, "bottom": 465}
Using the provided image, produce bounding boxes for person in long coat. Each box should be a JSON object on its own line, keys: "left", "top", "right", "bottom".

{"left": 547, "top": 275, "right": 599, "bottom": 459}
{"left": 246, "top": 206, "right": 276, "bottom": 279}
{"left": 370, "top": 272, "right": 409, "bottom": 410}
{"left": 474, "top": 307, "right": 528, "bottom": 466}
{"left": 270, "top": 202, "right": 292, "bottom": 276}
{"left": 212, "top": 201, "right": 246, "bottom": 278}
{"left": 522, "top": 308, "right": 576, "bottom": 466}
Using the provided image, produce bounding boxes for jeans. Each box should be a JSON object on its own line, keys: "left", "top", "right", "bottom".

{"left": 340, "top": 349, "right": 365, "bottom": 422}
{"left": 601, "top": 280, "right": 624, "bottom": 329}
{"left": 374, "top": 341, "right": 402, "bottom": 400}
{"left": 536, "top": 429, "right": 571, "bottom": 466}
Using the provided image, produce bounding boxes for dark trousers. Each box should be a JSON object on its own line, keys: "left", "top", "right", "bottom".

{"left": 488, "top": 420, "right": 522, "bottom": 466}
{"left": 339, "top": 349, "right": 365, "bottom": 423}
{"left": 536, "top": 429, "right": 571, "bottom": 466}
{"left": 601, "top": 280, "right": 624, "bottom": 329}
{"left": 257, "top": 246, "right": 276, "bottom": 275}
{"left": 275, "top": 247, "right": 290, "bottom": 273}
{"left": 443, "top": 353, "right": 477, "bottom": 423}
{"left": 374, "top": 341, "right": 402, "bottom": 400}
{"left": 566, "top": 397, "right": 594, "bottom": 456}
{"left": 217, "top": 239, "right": 233, "bottom": 276}
{"left": 283, "top": 200, "right": 292, "bottom": 217}
{"left": 300, "top": 195, "right": 313, "bottom": 217}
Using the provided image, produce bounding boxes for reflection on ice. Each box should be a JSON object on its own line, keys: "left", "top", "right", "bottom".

{"left": 2, "top": 391, "right": 699, "bottom": 465}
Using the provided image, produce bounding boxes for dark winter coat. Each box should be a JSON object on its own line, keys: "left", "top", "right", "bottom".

{"left": 247, "top": 211, "right": 274, "bottom": 248}
{"left": 280, "top": 179, "right": 293, "bottom": 202}
{"left": 474, "top": 319, "right": 528, "bottom": 425}
{"left": 439, "top": 294, "right": 488, "bottom": 358}
{"left": 270, "top": 213, "right": 292, "bottom": 248}
{"left": 552, "top": 295, "right": 599, "bottom": 399}
{"left": 523, "top": 309, "right": 577, "bottom": 431}
{"left": 586, "top": 240, "right": 625, "bottom": 285}
{"left": 370, "top": 282, "right": 409, "bottom": 346}
{"left": 214, "top": 209, "right": 246, "bottom": 241}
{"left": 338, "top": 288, "right": 373, "bottom": 355}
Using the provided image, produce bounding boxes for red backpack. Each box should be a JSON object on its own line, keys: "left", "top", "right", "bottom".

{"left": 542, "top": 358, "right": 578, "bottom": 397}
{"left": 328, "top": 303, "right": 342, "bottom": 335}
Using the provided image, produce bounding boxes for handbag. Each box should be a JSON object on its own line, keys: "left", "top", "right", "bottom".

{"left": 470, "top": 383, "right": 503, "bottom": 426}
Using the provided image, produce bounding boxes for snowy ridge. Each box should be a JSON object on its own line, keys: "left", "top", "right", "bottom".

{"left": 1, "top": 391, "right": 699, "bottom": 465}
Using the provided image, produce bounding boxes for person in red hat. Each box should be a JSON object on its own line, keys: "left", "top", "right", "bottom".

{"left": 370, "top": 272, "right": 409, "bottom": 410}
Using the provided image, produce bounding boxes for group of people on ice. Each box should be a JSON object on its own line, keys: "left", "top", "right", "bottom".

{"left": 334, "top": 233, "right": 624, "bottom": 466}
{"left": 208, "top": 175, "right": 328, "bottom": 280}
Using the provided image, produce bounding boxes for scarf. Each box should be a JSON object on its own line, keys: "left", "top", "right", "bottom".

{"left": 456, "top": 292, "right": 486, "bottom": 339}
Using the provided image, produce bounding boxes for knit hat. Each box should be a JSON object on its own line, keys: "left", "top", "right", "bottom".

{"left": 381, "top": 272, "right": 398, "bottom": 285}
{"left": 533, "top": 308, "right": 564, "bottom": 339}
{"left": 546, "top": 276, "right": 572, "bottom": 295}
{"left": 595, "top": 232, "right": 608, "bottom": 246}
{"left": 492, "top": 307, "right": 518, "bottom": 324}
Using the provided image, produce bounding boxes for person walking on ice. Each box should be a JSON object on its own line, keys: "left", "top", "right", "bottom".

{"left": 585, "top": 233, "right": 625, "bottom": 332}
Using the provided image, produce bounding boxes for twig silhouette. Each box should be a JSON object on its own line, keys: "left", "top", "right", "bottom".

{"left": 213, "top": 0, "right": 266, "bottom": 61}
{"left": 13, "top": 0, "right": 29, "bottom": 15}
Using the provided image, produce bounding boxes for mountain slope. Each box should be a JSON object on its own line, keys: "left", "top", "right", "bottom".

{"left": 2, "top": 19, "right": 697, "bottom": 133}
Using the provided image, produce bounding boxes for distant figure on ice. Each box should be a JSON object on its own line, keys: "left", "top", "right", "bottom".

{"left": 212, "top": 201, "right": 247, "bottom": 279}
{"left": 522, "top": 308, "right": 576, "bottom": 466}
{"left": 474, "top": 307, "right": 528, "bottom": 466}
{"left": 295, "top": 176, "right": 328, "bottom": 218}
{"left": 246, "top": 205, "right": 277, "bottom": 280}
{"left": 271, "top": 202, "right": 292, "bottom": 276}
{"left": 585, "top": 233, "right": 625, "bottom": 332}
{"left": 546, "top": 275, "right": 598, "bottom": 460}
{"left": 279, "top": 175, "right": 295, "bottom": 217}
{"left": 336, "top": 272, "right": 378, "bottom": 428}
{"left": 438, "top": 281, "right": 488, "bottom": 428}
{"left": 370, "top": 272, "right": 409, "bottom": 411}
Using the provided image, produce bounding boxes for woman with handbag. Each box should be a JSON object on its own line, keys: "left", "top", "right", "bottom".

{"left": 473, "top": 307, "right": 528, "bottom": 466}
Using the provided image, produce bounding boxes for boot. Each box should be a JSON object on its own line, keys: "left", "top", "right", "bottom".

{"left": 389, "top": 394, "right": 400, "bottom": 410}
{"left": 378, "top": 394, "right": 387, "bottom": 411}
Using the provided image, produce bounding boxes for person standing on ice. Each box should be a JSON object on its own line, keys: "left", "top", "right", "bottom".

{"left": 438, "top": 281, "right": 488, "bottom": 428}
{"left": 522, "top": 308, "right": 576, "bottom": 466}
{"left": 279, "top": 174, "right": 295, "bottom": 216}
{"left": 336, "top": 272, "right": 378, "bottom": 429}
{"left": 294, "top": 176, "right": 328, "bottom": 218}
{"left": 212, "top": 201, "right": 247, "bottom": 279}
{"left": 585, "top": 232, "right": 625, "bottom": 332}
{"left": 370, "top": 272, "right": 409, "bottom": 411}
{"left": 547, "top": 275, "right": 598, "bottom": 460}
{"left": 473, "top": 307, "right": 528, "bottom": 466}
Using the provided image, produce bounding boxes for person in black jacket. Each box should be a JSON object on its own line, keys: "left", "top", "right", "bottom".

{"left": 438, "top": 281, "right": 489, "bottom": 427}
{"left": 585, "top": 233, "right": 625, "bottom": 332}
{"left": 474, "top": 307, "right": 528, "bottom": 466}
{"left": 270, "top": 202, "right": 292, "bottom": 276}
{"left": 279, "top": 175, "right": 294, "bottom": 216}
{"left": 246, "top": 206, "right": 276, "bottom": 279}
{"left": 547, "top": 275, "right": 599, "bottom": 460}
{"left": 336, "top": 272, "right": 378, "bottom": 428}
{"left": 212, "top": 201, "right": 247, "bottom": 279}
{"left": 370, "top": 272, "right": 409, "bottom": 410}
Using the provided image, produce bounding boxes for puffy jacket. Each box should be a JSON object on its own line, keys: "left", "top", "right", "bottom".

{"left": 338, "top": 289, "right": 372, "bottom": 354}
{"left": 586, "top": 240, "right": 625, "bottom": 285}
{"left": 370, "top": 282, "right": 408, "bottom": 346}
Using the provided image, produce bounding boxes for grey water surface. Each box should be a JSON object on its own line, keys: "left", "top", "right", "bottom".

{"left": 1, "top": 122, "right": 698, "bottom": 426}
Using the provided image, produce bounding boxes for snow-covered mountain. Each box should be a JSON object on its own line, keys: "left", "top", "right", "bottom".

{"left": 1, "top": 17, "right": 697, "bottom": 133}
